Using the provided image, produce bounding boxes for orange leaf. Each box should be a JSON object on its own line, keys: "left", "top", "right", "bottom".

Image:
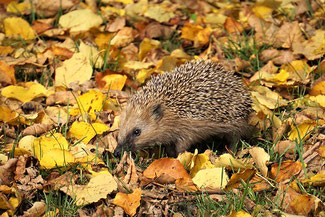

{"left": 113, "top": 188, "right": 141, "bottom": 217}
{"left": 270, "top": 160, "right": 302, "bottom": 182}
{"left": 224, "top": 17, "right": 243, "bottom": 34}
{"left": 143, "top": 158, "right": 192, "bottom": 184}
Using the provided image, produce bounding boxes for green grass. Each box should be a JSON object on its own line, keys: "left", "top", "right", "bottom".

{"left": 222, "top": 32, "right": 271, "bottom": 72}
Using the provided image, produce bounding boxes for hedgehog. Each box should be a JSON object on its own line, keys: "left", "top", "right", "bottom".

{"left": 114, "top": 60, "right": 253, "bottom": 157}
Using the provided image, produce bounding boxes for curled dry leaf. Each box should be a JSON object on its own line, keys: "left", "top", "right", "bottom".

{"left": 214, "top": 153, "right": 253, "bottom": 170}
{"left": 249, "top": 147, "right": 270, "bottom": 177}
{"left": 22, "top": 123, "right": 54, "bottom": 136}
{"left": 0, "top": 60, "right": 16, "bottom": 86}
{"left": 22, "top": 201, "right": 46, "bottom": 217}
{"left": 113, "top": 188, "right": 141, "bottom": 217}
{"left": 0, "top": 158, "right": 17, "bottom": 185}
{"left": 46, "top": 91, "right": 77, "bottom": 105}
{"left": 111, "top": 27, "right": 137, "bottom": 48}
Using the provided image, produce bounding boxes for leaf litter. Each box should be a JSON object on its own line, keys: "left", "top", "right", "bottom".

{"left": 0, "top": 0, "right": 325, "bottom": 216}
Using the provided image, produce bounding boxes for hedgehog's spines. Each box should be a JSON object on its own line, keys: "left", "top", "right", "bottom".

{"left": 130, "top": 59, "right": 252, "bottom": 123}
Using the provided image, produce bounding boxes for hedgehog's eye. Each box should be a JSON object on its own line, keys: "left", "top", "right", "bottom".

{"left": 133, "top": 128, "right": 141, "bottom": 137}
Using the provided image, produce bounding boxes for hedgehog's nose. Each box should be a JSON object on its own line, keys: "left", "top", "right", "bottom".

{"left": 113, "top": 144, "right": 123, "bottom": 158}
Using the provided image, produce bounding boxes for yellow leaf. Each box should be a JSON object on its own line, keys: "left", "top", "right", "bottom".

{"left": 214, "top": 153, "right": 253, "bottom": 170}
{"left": 101, "top": 6, "right": 125, "bottom": 17}
{"left": 310, "top": 81, "right": 325, "bottom": 96}
{"left": 264, "top": 70, "right": 290, "bottom": 83}
{"left": 249, "top": 147, "right": 270, "bottom": 177}
{"left": 70, "top": 90, "right": 104, "bottom": 120}
{"left": 293, "top": 30, "right": 325, "bottom": 60}
{"left": 6, "top": 1, "right": 31, "bottom": 14}
{"left": 40, "top": 149, "right": 75, "bottom": 169}
{"left": 189, "top": 152, "right": 214, "bottom": 178}
{"left": 3, "top": 17, "right": 35, "bottom": 40}
{"left": 302, "top": 173, "right": 325, "bottom": 186}
{"left": 0, "top": 153, "right": 8, "bottom": 164}
{"left": 0, "top": 106, "right": 17, "bottom": 123}
{"left": 144, "top": 5, "right": 175, "bottom": 23}
{"left": 124, "top": 61, "right": 154, "bottom": 70}
{"left": 288, "top": 122, "right": 317, "bottom": 141}
{"left": 18, "top": 135, "right": 35, "bottom": 154}
{"left": 79, "top": 41, "right": 104, "bottom": 69}
{"left": 1, "top": 82, "right": 48, "bottom": 103}
{"left": 309, "top": 95, "right": 325, "bottom": 108}
{"left": 61, "top": 172, "right": 117, "bottom": 206}
{"left": 252, "top": 5, "right": 273, "bottom": 20}
{"left": 55, "top": 52, "right": 93, "bottom": 87}
{"left": 101, "top": 74, "right": 127, "bottom": 90}
{"left": 181, "top": 23, "right": 203, "bottom": 41}
{"left": 101, "top": 0, "right": 133, "bottom": 4}
{"left": 59, "top": 9, "right": 103, "bottom": 33}
{"left": 139, "top": 38, "right": 161, "bottom": 61}
{"left": 251, "top": 86, "right": 288, "bottom": 109}
{"left": 32, "top": 133, "right": 69, "bottom": 161}
{"left": 113, "top": 188, "right": 141, "bottom": 216}
{"left": 136, "top": 69, "right": 152, "bottom": 83}
{"left": 94, "top": 32, "right": 113, "bottom": 50}
{"left": 68, "top": 121, "right": 109, "bottom": 144}
{"left": 227, "top": 210, "right": 252, "bottom": 217}
{"left": 280, "top": 60, "right": 316, "bottom": 84}
{"left": 192, "top": 167, "right": 229, "bottom": 190}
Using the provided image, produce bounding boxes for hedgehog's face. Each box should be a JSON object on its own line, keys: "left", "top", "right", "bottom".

{"left": 114, "top": 103, "right": 163, "bottom": 156}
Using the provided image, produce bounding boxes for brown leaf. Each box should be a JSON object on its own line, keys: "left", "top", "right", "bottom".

{"left": 22, "top": 124, "right": 54, "bottom": 136}
{"left": 22, "top": 201, "right": 46, "bottom": 217}
{"left": 224, "top": 17, "right": 243, "bottom": 34}
{"left": 0, "top": 158, "right": 17, "bottom": 185}
{"left": 106, "top": 17, "right": 126, "bottom": 33}
{"left": 46, "top": 91, "right": 77, "bottom": 105}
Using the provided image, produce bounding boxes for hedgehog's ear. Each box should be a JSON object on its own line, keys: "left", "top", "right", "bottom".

{"left": 151, "top": 104, "right": 163, "bottom": 120}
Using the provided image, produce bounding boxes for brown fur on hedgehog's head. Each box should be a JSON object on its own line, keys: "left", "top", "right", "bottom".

{"left": 115, "top": 100, "right": 171, "bottom": 154}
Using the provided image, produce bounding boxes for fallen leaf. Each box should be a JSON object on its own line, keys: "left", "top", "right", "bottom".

{"left": 55, "top": 52, "right": 93, "bottom": 87}
{"left": 144, "top": 5, "right": 175, "bottom": 23}
{"left": 302, "top": 173, "right": 325, "bottom": 186}
{"left": 3, "top": 17, "right": 36, "bottom": 40}
{"left": 110, "top": 27, "right": 136, "bottom": 48}
{"left": 293, "top": 30, "right": 325, "bottom": 60}
{"left": 113, "top": 188, "right": 141, "bottom": 217}
{"left": 249, "top": 147, "right": 270, "bottom": 177}
{"left": 61, "top": 171, "right": 117, "bottom": 206}
{"left": 0, "top": 106, "right": 17, "bottom": 123}
{"left": 214, "top": 153, "right": 253, "bottom": 170}
{"left": 192, "top": 167, "right": 229, "bottom": 190}
{"left": 227, "top": 210, "right": 252, "bottom": 217}
{"left": 68, "top": 121, "right": 109, "bottom": 144}
{"left": 270, "top": 160, "right": 302, "bottom": 182}
{"left": 59, "top": 9, "right": 103, "bottom": 33}
{"left": 310, "top": 81, "right": 325, "bottom": 96}
{"left": 1, "top": 82, "right": 48, "bottom": 103}
{"left": 0, "top": 60, "right": 16, "bottom": 85}
{"left": 143, "top": 158, "right": 192, "bottom": 184}
{"left": 69, "top": 89, "right": 105, "bottom": 120}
